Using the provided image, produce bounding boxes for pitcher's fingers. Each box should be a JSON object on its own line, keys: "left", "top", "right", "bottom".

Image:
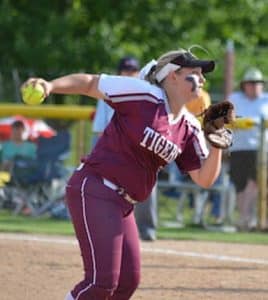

{"left": 21, "top": 78, "right": 37, "bottom": 89}
{"left": 35, "top": 79, "right": 51, "bottom": 98}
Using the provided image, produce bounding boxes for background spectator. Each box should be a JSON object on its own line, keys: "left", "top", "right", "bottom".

{"left": 92, "top": 56, "right": 140, "bottom": 144}
{"left": 0, "top": 120, "right": 37, "bottom": 172}
{"left": 229, "top": 67, "right": 268, "bottom": 230}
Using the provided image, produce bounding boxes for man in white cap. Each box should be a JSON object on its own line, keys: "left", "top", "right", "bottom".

{"left": 229, "top": 67, "right": 268, "bottom": 230}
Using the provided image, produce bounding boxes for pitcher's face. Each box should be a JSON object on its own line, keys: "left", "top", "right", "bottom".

{"left": 173, "top": 67, "right": 205, "bottom": 102}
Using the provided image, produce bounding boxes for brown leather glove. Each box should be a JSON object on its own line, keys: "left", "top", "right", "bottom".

{"left": 203, "top": 100, "right": 235, "bottom": 149}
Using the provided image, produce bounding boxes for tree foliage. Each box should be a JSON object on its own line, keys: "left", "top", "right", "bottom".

{"left": 1, "top": 0, "right": 268, "bottom": 97}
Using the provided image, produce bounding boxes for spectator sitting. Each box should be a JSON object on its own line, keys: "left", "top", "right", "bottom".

{"left": 0, "top": 120, "right": 37, "bottom": 172}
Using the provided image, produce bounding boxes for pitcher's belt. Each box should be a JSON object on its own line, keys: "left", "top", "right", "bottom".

{"left": 103, "top": 178, "right": 138, "bottom": 205}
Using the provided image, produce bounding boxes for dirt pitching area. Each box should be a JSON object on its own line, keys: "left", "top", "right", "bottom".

{"left": 1, "top": 233, "right": 268, "bottom": 300}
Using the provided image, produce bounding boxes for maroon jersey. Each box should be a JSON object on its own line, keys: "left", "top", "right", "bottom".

{"left": 83, "top": 75, "right": 208, "bottom": 201}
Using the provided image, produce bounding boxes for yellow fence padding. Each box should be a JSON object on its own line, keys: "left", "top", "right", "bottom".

{"left": 0, "top": 104, "right": 95, "bottom": 120}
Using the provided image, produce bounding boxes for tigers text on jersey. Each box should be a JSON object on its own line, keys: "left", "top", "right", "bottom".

{"left": 83, "top": 75, "right": 208, "bottom": 201}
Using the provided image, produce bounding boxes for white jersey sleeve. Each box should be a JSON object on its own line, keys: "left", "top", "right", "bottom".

{"left": 98, "top": 74, "right": 163, "bottom": 104}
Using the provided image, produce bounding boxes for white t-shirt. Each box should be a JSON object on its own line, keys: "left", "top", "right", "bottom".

{"left": 229, "top": 91, "right": 268, "bottom": 151}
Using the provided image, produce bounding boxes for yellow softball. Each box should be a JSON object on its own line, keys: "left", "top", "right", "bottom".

{"left": 21, "top": 83, "right": 45, "bottom": 105}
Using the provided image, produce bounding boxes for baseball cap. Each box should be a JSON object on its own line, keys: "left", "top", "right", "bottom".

{"left": 170, "top": 50, "right": 215, "bottom": 74}
{"left": 117, "top": 56, "right": 140, "bottom": 72}
{"left": 155, "top": 49, "right": 215, "bottom": 83}
{"left": 241, "top": 68, "right": 265, "bottom": 83}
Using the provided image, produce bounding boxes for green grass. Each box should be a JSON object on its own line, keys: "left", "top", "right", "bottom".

{"left": 1, "top": 208, "right": 268, "bottom": 245}
{"left": 0, "top": 210, "right": 74, "bottom": 235}
{"left": 157, "top": 194, "right": 268, "bottom": 245}
{"left": 157, "top": 226, "right": 268, "bottom": 244}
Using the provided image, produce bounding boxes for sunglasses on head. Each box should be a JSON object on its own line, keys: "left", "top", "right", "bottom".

{"left": 170, "top": 52, "right": 196, "bottom": 67}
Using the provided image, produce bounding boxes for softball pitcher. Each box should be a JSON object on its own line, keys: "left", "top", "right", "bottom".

{"left": 21, "top": 48, "right": 233, "bottom": 300}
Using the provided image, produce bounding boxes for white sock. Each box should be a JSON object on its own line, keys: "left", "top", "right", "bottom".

{"left": 64, "top": 292, "right": 74, "bottom": 300}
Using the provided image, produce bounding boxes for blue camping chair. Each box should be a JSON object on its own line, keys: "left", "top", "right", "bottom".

{"left": 5, "top": 130, "right": 72, "bottom": 216}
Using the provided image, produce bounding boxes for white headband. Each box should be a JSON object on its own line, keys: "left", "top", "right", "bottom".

{"left": 139, "top": 59, "right": 157, "bottom": 80}
{"left": 155, "top": 63, "right": 181, "bottom": 83}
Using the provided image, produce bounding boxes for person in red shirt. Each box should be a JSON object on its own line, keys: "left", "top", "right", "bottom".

{"left": 22, "top": 48, "right": 222, "bottom": 300}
